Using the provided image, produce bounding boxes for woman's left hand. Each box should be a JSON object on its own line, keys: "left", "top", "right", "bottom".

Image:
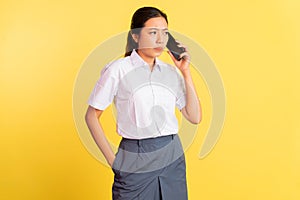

{"left": 167, "top": 41, "right": 191, "bottom": 74}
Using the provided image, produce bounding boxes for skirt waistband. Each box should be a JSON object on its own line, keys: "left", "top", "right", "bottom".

{"left": 121, "top": 134, "right": 176, "bottom": 146}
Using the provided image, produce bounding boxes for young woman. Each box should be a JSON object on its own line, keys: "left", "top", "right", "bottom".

{"left": 85, "top": 6, "right": 201, "bottom": 200}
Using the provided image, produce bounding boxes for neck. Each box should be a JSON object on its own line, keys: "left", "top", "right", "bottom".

{"left": 136, "top": 50, "right": 155, "bottom": 69}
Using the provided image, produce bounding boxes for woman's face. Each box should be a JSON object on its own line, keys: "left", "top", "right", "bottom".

{"left": 133, "top": 17, "right": 169, "bottom": 61}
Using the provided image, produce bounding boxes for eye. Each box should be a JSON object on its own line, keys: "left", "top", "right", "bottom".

{"left": 149, "top": 31, "right": 157, "bottom": 35}
{"left": 164, "top": 31, "right": 169, "bottom": 35}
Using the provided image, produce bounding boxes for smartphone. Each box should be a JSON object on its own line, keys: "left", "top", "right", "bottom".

{"left": 166, "top": 33, "right": 186, "bottom": 61}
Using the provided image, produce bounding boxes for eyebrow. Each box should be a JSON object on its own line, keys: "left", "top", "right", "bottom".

{"left": 147, "top": 28, "right": 169, "bottom": 31}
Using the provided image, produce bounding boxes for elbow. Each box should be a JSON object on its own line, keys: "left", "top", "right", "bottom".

{"left": 193, "top": 107, "right": 202, "bottom": 124}
{"left": 191, "top": 115, "right": 202, "bottom": 124}
{"left": 85, "top": 110, "right": 91, "bottom": 124}
{"left": 182, "top": 106, "right": 202, "bottom": 124}
{"left": 84, "top": 107, "right": 94, "bottom": 124}
{"left": 190, "top": 110, "right": 202, "bottom": 124}
{"left": 85, "top": 106, "right": 102, "bottom": 124}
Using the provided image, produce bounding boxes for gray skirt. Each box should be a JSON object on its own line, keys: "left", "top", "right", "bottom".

{"left": 112, "top": 134, "right": 188, "bottom": 200}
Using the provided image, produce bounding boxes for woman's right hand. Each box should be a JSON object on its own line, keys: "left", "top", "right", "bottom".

{"left": 109, "top": 155, "right": 116, "bottom": 168}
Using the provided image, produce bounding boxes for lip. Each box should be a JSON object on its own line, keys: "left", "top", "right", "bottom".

{"left": 154, "top": 47, "right": 164, "bottom": 51}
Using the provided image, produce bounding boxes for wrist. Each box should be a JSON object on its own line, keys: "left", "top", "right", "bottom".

{"left": 108, "top": 155, "right": 116, "bottom": 168}
{"left": 181, "top": 69, "right": 191, "bottom": 78}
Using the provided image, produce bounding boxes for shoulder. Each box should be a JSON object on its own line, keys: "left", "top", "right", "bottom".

{"left": 100, "top": 56, "right": 131, "bottom": 76}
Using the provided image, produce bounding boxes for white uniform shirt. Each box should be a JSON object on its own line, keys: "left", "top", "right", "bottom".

{"left": 88, "top": 49, "right": 186, "bottom": 139}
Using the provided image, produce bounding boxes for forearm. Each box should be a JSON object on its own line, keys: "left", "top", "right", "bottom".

{"left": 85, "top": 110, "right": 115, "bottom": 167}
{"left": 182, "top": 70, "right": 202, "bottom": 123}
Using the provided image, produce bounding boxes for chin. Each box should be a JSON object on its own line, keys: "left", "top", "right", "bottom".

{"left": 152, "top": 49, "right": 163, "bottom": 57}
{"left": 153, "top": 52, "right": 162, "bottom": 58}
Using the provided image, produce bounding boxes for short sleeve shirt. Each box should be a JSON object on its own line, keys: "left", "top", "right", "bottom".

{"left": 88, "top": 49, "right": 186, "bottom": 139}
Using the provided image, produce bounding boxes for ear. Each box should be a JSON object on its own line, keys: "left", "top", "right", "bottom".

{"left": 131, "top": 33, "right": 139, "bottom": 43}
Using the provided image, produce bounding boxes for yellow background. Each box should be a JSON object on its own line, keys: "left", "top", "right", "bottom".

{"left": 1, "top": 0, "right": 299, "bottom": 199}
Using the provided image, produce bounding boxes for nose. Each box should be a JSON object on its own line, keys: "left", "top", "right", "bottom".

{"left": 156, "top": 31, "right": 164, "bottom": 44}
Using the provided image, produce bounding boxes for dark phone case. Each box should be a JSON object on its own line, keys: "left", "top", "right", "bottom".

{"left": 166, "top": 33, "right": 185, "bottom": 61}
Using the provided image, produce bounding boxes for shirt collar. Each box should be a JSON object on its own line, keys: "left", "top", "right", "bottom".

{"left": 130, "top": 49, "right": 162, "bottom": 72}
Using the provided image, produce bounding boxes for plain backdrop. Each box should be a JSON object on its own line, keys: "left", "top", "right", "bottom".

{"left": 0, "top": 0, "right": 299, "bottom": 199}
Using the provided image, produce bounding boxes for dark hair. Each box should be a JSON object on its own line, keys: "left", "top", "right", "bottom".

{"left": 125, "top": 7, "right": 168, "bottom": 57}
